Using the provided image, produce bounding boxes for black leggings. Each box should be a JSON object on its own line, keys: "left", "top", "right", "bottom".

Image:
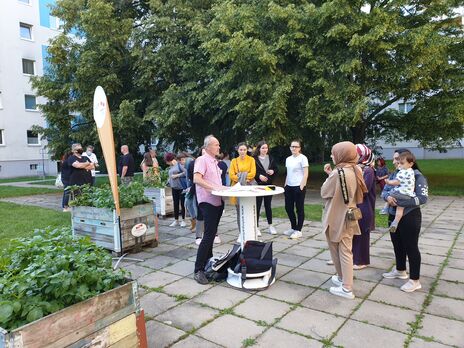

{"left": 389, "top": 208, "right": 422, "bottom": 280}
{"left": 256, "top": 195, "right": 273, "bottom": 226}
{"left": 172, "top": 188, "right": 185, "bottom": 220}
{"left": 284, "top": 185, "right": 306, "bottom": 231}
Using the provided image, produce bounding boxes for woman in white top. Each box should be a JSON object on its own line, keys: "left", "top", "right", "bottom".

{"left": 284, "top": 140, "right": 309, "bottom": 239}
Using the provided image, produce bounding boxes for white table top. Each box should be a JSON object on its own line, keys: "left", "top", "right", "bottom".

{"left": 212, "top": 185, "right": 284, "bottom": 198}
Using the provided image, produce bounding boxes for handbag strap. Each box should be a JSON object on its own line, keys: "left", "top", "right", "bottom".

{"left": 337, "top": 168, "right": 349, "bottom": 204}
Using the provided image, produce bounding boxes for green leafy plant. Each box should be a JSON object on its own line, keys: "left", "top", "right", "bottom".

{"left": 142, "top": 168, "right": 169, "bottom": 189}
{"left": 69, "top": 182, "right": 150, "bottom": 209}
{"left": 0, "top": 227, "right": 127, "bottom": 331}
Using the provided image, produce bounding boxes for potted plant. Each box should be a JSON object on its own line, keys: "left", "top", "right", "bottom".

{"left": 0, "top": 227, "right": 148, "bottom": 348}
{"left": 70, "top": 182, "right": 158, "bottom": 254}
{"left": 142, "top": 167, "right": 174, "bottom": 216}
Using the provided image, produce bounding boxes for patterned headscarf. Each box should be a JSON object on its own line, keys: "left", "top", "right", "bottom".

{"left": 356, "top": 144, "right": 375, "bottom": 166}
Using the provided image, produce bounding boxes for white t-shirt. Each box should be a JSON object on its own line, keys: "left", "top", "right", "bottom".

{"left": 393, "top": 168, "right": 416, "bottom": 197}
{"left": 285, "top": 154, "right": 309, "bottom": 186}
{"left": 82, "top": 152, "right": 99, "bottom": 177}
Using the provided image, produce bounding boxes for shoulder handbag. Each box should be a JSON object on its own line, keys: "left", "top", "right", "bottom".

{"left": 337, "top": 167, "right": 362, "bottom": 221}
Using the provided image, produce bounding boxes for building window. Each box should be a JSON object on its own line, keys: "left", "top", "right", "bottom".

{"left": 27, "top": 130, "right": 39, "bottom": 145}
{"left": 0, "top": 129, "right": 4, "bottom": 145}
{"left": 398, "top": 102, "right": 414, "bottom": 114}
{"left": 18, "top": 0, "right": 31, "bottom": 4}
{"left": 25, "top": 95, "right": 37, "bottom": 110}
{"left": 20, "top": 23, "right": 33, "bottom": 40}
{"left": 0, "top": 91, "right": 3, "bottom": 109}
{"left": 30, "top": 164, "right": 38, "bottom": 170}
{"left": 22, "top": 59, "right": 35, "bottom": 75}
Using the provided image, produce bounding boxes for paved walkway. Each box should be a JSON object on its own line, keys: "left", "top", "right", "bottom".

{"left": 3, "top": 191, "right": 464, "bottom": 347}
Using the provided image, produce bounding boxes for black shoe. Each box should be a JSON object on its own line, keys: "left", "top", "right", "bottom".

{"left": 194, "top": 271, "right": 209, "bottom": 285}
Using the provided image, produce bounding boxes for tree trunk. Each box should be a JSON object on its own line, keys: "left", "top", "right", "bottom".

{"left": 350, "top": 123, "right": 366, "bottom": 144}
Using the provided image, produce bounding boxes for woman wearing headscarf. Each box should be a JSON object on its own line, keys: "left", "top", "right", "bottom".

{"left": 321, "top": 141, "right": 367, "bottom": 299}
{"left": 352, "top": 144, "right": 376, "bottom": 270}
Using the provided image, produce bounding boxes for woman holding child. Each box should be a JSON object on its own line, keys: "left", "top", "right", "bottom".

{"left": 381, "top": 149, "right": 428, "bottom": 292}
{"left": 321, "top": 141, "right": 367, "bottom": 299}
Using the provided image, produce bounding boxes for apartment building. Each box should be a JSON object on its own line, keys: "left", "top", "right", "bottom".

{"left": 0, "top": 0, "right": 59, "bottom": 178}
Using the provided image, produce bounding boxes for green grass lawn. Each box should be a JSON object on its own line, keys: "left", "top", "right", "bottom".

{"left": 0, "top": 176, "right": 55, "bottom": 184}
{"left": 0, "top": 186, "right": 60, "bottom": 198}
{"left": 270, "top": 204, "right": 389, "bottom": 228}
{"left": 0, "top": 202, "right": 71, "bottom": 249}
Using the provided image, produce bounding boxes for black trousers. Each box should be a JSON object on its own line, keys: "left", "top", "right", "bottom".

{"left": 256, "top": 195, "right": 273, "bottom": 226}
{"left": 194, "top": 202, "right": 224, "bottom": 272}
{"left": 389, "top": 208, "right": 422, "bottom": 280}
{"left": 172, "top": 188, "right": 185, "bottom": 220}
{"left": 284, "top": 185, "right": 306, "bottom": 231}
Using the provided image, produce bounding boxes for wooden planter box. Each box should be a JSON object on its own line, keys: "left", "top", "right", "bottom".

{"left": 72, "top": 203, "right": 158, "bottom": 254}
{"left": 144, "top": 187, "right": 174, "bottom": 216}
{"left": 0, "top": 281, "right": 148, "bottom": 348}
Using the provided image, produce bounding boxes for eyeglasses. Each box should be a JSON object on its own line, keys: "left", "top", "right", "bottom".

{"left": 290, "top": 146, "right": 300, "bottom": 148}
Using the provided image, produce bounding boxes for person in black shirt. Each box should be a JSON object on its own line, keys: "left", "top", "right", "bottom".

{"left": 61, "top": 150, "right": 73, "bottom": 212}
{"left": 118, "top": 145, "right": 135, "bottom": 185}
{"left": 67, "top": 143, "right": 93, "bottom": 199}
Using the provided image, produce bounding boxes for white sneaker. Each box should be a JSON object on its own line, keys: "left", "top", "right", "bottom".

{"left": 214, "top": 236, "right": 221, "bottom": 244}
{"left": 400, "top": 280, "right": 422, "bottom": 293}
{"left": 180, "top": 220, "right": 187, "bottom": 227}
{"left": 283, "top": 229, "right": 294, "bottom": 236}
{"left": 331, "top": 275, "right": 342, "bottom": 287}
{"left": 169, "top": 220, "right": 179, "bottom": 227}
{"left": 256, "top": 228, "right": 262, "bottom": 237}
{"left": 289, "top": 230, "right": 302, "bottom": 239}
{"left": 269, "top": 225, "right": 277, "bottom": 235}
{"left": 195, "top": 238, "right": 202, "bottom": 246}
{"left": 329, "top": 286, "right": 355, "bottom": 300}
{"left": 326, "top": 260, "right": 334, "bottom": 265}
{"left": 382, "top": 269, "right": 408, "bottom": 279}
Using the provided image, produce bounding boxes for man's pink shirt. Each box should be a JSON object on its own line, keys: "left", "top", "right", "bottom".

{"left": 194, "top": 153, "right": 223, "bottom": 206}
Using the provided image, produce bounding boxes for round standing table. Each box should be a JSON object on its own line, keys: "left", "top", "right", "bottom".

{"left": 212, "top": 185, "right": 284, "bottom": 248}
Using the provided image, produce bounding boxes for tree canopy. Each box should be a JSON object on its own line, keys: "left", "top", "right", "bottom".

{"left": 33, "top": 0, "right": 464, "bottom": 159}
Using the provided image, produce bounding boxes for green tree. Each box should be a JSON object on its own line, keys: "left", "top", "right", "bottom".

{"left": 32, "top": 0, "right": 152, "bottom": 159}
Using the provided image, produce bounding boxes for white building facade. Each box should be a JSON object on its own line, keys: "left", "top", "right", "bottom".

{"left": 0, "top": 0, "right": 59, "bottom": 178}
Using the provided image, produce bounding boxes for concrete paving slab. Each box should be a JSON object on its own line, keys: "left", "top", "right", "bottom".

{"left": 124, "top": 264, "right": 154, "bottom": 278}
{"left": 163, "top": 247, "right": 198, "bottom": 260}
{"left": 447, "top": 257, "right": 464, "bottom": 269}
{"left": 259, "top": 280, "right": 314, "bottom": 304}
{"left": 274, "top": 252, "right": 309, "bottom": 267}
{"left": 332, "top": 319, "right": 407, "bottom": 347}
{"left": 280, "top": 268, "right": 330, "bottom": 288}
{"left": 418, "top": 314, "right": 464, "bottom": 346}
{"left": 434, "top": 280, "right": 464, "bottom": 300}
{"left": 351, "top": 299, "right": 418, "bottom": 333}
{"left": 352, "top": 266, "right": 385, "bottom": 283}
{"left": 254, "top": 327, "right": 321, "bottom": 347}
{"left": 171, "top": 335, "right": 223, "bottom": 348}
{"left": 275, "top": 263, "right": 293, "bottom": 279}
{"left": 408, "top": 337, "right": 453, "bottom": 348}
{"left": 163, "top": 277, "right": 214, "bottom": 298}
{"left": 193, "top": 285, "right": 252, "bottom": 310}
{"left": 196, "top": 314, "right": 264, "bottom": 348}
{"left": 277, "top": 307, "right": 345, "bottom": 341}
{"left": 163, "top": 260, "right": 195, "bottom": 277}
{"left": 140, "top": 291, "right": 179, "bottom": 317}
{"left": 283, "top": 245, "right": 321, "bottom": 258}
{"left": 234, "top": 295, "right": 292, "bottom": 324}
{"left": 440, "top": 267, "right": 464, "bottom": 283}
{"left": 139, "top": 255, "right": 181, "bottom": 270}
{"left": 156, "top": 300, "right": 219, "bottom": 331}
{"left": 138, "top": 270, "right": 183, "bottom": 289}
{"left": 299, "top": 257, "right": 336, "bottom": 274}
{"left": 425, "top": 295, "right": 464, "bottom": 321}
{"left": 146, "top": 320, "right": 185, "bottom": 348}
{"left": 369, "top": 284, "right": 427, "bottom": 311}
{"left": 301, "top": 289, "right": 362, "bottom": 317}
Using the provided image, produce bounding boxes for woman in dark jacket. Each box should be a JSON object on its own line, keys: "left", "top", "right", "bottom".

{"left": 381, "top": 149, "right": 428, "bottom": 293}
{"left": 253, "top": 141, "right": 278, "bottom": 234}
{"left": 61, "top": 151, "right": 73, "bottom": 212}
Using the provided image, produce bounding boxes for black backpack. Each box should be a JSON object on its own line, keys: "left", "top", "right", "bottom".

{"left": 204, "top": 243, "right": 241, "bottom": 281}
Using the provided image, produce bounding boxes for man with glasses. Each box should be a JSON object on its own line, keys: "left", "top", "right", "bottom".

{"left": 283, "top": 140, "right": 309, "bottom": 239}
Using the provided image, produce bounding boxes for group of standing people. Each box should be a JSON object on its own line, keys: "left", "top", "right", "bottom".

{"left": 321, "top": 141, "right": 428, "bottom": 299}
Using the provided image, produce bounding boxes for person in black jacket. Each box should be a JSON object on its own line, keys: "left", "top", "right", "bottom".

{"left": 61, "top": 150, "right": 73, "bottom": 212}
{"left": 253, "top": 141, "right": 278, "bottom": 234}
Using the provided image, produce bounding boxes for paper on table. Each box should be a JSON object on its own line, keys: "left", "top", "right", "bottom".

{"left": 228, "top": 183, "right": 270, "bottom": 193}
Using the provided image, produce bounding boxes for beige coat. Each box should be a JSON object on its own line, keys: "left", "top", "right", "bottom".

{"left": 321, "top": 166, "right": 361, "bottom": 242}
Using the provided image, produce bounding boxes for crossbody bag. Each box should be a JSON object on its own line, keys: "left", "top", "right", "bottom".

{"left": 337, "top": 167, "right": 363, "bottom": 221}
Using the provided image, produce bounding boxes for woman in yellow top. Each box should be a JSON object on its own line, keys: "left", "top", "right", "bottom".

{"left": 229, "top": 142, "right": 257, "bottom": 238}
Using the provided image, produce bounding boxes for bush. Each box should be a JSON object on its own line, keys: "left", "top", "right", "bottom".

{"left": 0, "top": 227, "right": 127, "bottom": 331}
{"left": 69, "top": 181, "right": 150, "bottom": 209}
